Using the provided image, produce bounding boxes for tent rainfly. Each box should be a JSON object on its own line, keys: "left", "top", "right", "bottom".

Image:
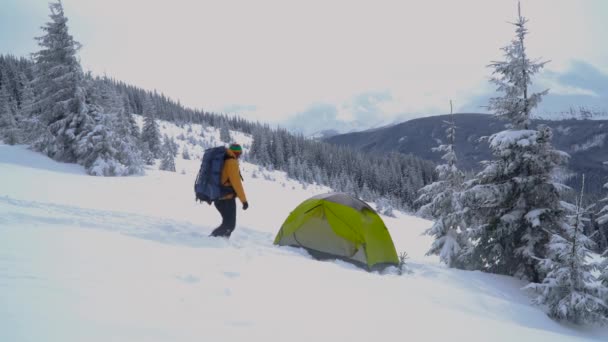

{"left": 274, "top": 192, "right": 399, "bottom": 270}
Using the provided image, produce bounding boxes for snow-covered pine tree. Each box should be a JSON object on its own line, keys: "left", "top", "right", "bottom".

{"left": 525, "top": 176, "right": 608, "bottom": 325}
{"left": 0, "top": 84, "right": 20, "bottom": 144}
{"left": 182, "top": 147, "right": 191, "bottom": 160}
{"left": 416, "top": 105, "right": 467, "bottom": 267}
{"left": 219, "top": 120, "right": 231, "bottom": 143}
{"left": 601, "top": 253, "right": 608, "bottom": 319}
{"left": 141, "top": 109, "right": 161, "bottom": 158}
{"left": 0, "top": 84, "right": 16, "bottom": 126}
{"left": 271, "top": 131, "right": 286, "bottom": 169}
{"left": 14, "top": 72, "right": 43, "bottom": 145}
{"left": 250, "top": 128, "right": 271, "bottom": 167}
{"left": 140, "top": 142, "right": 155, "bottom": 165}
{"left": 461, "top": 3, "right": 569, "bottom": 281}
{"left": 159, "top": 137, "right": 176, "bottom": 172}
{"left": 113, "top": 110, "right": 143, "bottom": 175}
{"left": 376, "top": 196, "right": 396, "bottom": 218}
{"left": 598, "top": 164, "right": 608, "bottom": 308}
{"left": 169, "top": 136, "right": 179, "bottom": 157}
{"left": 76, "top": 82, "right": 143, "bottom": 176}
{"left": 597, "top": 167, "right": 608, "bottom": 253}
{"left": 121, "top": 95, "right": 139, "bottom": 139}
{"left": 142, "top": 93, "right": 157, "bottom": 117}
{"left": 161, "top": 135, "right": 178, "bottom": 157}
{"left": 31, "top": 1, "right": 91, "bottom": 161}
{"left": 76, "top": 102, "right": 118, "bottom": 176}
{"left": 17, "top": 73, "right": 35, "bottom": 118}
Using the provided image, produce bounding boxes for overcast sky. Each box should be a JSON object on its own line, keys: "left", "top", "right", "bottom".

{"left": 2, "top": 0, "right": 607, "bottom": 133}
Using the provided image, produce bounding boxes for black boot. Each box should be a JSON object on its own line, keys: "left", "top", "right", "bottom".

{"left": 210, "top": 199, "right": 237, "bottom": 238}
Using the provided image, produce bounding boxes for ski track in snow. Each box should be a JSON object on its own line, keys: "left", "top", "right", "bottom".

{"left": 2, "top": 196, "right": 225, "bottom": 247}
{"left": 0, "top": 195, "right": 399, "bottom": 274}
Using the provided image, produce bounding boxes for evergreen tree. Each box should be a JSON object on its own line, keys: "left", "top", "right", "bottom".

{"left": 597, "top": 169, "right": 608, "bottom": 252}
{"left": 159, "top": 138, "right": 176, "bottom": 172}
{"left": 142, "top": 93, "right": 157, "bottom": 117}
{"left": 140, "top": 142, "right": 154, "bottom": 165}
{"left": 0, "top": 86, "right": 19, "bottom": 144}
{"left": 486, "top": 3, "right": 548, "bottom": 131}
{"left": 272, "top": 131, "right": 286, "bottom": 169}
{"left": 113, "top": 110, "right": 144, "bottom": 175}
{"left": 141, "top": 110, "right": 161, "bottom": 158}
{"left": 416, "top": 108, "right": 467, "bottom": 267}
{"left": 76, "top": 103, "right": 118, "bottom": 176}
{"left": 376, "top": 197, "right": 395, "bottom": 218}
{"left": 161, "top": 134, "right": 178, "bottom": 157}
{"left": 17, "top": 73, "right": 35, "bottom": 119}
{"left": 76, "top": 84, "right": 143, "bottom": 176}
{"left": 182, "top": 147, "right": 191, "bottom": 160}
{"left": 219, "top": 120, "right": 231, "bottom": 143}
{"left": 250, "top": 128, "right": 271, "bottom": 166}
{"left": 0, "top": 84, "right": 16, "bottom": 128}
{"left": 170, "top": 136, "right": 179, "bottom": 157}
{"left": 601, "top": 254, "right": 608, "bottom": 320}
{"left": 525, "top": 176, "right": 607, "bottom": 325}
{"left": 461, "top": 3, "right": 568, "bottom": 281}
{"left": 31, "top": 1, "right": 90, "bottom": 161}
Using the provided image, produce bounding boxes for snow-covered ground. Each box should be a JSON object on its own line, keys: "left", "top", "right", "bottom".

{"left": 1, "top": 121, "right": 607, "bottom": 341}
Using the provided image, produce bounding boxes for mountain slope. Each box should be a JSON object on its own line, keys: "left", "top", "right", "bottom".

{"left": 1, "top": 120, "right": 607, "bottom": 341}
{"left": 325, "top": 113, "right": 608, "bottom": 193}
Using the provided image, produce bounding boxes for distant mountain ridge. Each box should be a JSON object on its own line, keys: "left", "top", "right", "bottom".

{"left": 325, "top": 113, "right": 608, "bottom": 196}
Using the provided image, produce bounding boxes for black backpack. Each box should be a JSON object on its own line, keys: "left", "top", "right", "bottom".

{"left": 194, "top": 146, "right": 235, "bottom": 204}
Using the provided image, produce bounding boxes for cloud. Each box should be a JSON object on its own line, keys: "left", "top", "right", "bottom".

{"left": 5, "top": 0, "right": 608, "bottom": 133}
{"left": 462, "top": 60, "right": 608, "bottom": 118}
{"left": 283, "top": 103, "right": 340, "bottom": 135}
{"left": 556, "top": 61, "right": 608, "bottom": 95}
{"left": 282, "top": 91, "right": 398, "bottom": 135}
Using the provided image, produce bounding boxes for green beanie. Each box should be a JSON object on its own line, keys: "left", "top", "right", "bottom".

{"left": 229, "top": 143, "right": 242, "bottom": 154}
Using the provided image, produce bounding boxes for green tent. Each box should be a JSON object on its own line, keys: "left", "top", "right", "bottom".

{"left": 274, "top": 193, "right": 399, "bottom": 270}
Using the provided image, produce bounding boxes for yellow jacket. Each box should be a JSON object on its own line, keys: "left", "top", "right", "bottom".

{"left": 221, "top": 149, "right": 247, "bottom": 203}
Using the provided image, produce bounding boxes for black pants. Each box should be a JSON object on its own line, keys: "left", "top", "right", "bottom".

{"left": 210, "top": 198, "right": 237, "bottom": 238}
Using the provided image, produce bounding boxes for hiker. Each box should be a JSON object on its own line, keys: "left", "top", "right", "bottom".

{"left": 210, "top": 143, "right": 248, "bottom": 238}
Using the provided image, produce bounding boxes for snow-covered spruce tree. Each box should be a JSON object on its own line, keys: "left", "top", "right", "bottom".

{"left": 122, "top": 95, "right": 139, "bottom": 138}
{"left": 376, "top": 196, "right": 396, "bottom": 218}
{"left": 141, "top": 108, "right": 161, "bottom": 158}
{"left": 31, "top": 1, "right": 91, "bottom": 161}
{"left": 159, "top": 138, "right": 176, "bottom": 172}
{"left": 76, "top": 83, "right": 143, "bottom": 176}
{"left": 598, "top": 166, "right": 608, "bottom": 311}
{"left": 182, "top": 147, "right": 191, "bottom": 160}
{"left": 76, "top": 102, "right": 118, "bottom": 176}
{"left": 597, "top": 169, "right": 608, "bottom": 253}
{"left": 0, "top": 84, "right": 19, "bottom": 143}
{"left": 271, "top": 131, "right": 286, "bottom": 169}
{"left": 525, "top": 176, "right": 607, "bottom": 325}
{"left": 250, "top": 128, "right": 271, "bottom": 167}
{"left": 140, "top": 142, "right": 155, "bottom": 165}
{"left": 219, "top": 121, "right": 231, "bottom": 143}
{"left": 17, "top": 73, "right": 35, "bottom": 118}
{"left": 113, "top": 112, "right": 143, "bottom": 175}
{"left": 169, "top": 136, "right": 179, "bottom": 157}
{"left": 16, "top": 72, "right": 45, "bottom": 145}
{"left": 460, "top": 3, "right": 569, "bottom": 281}
{"left": 601, "top": 254, "right": 608, "bottom": 319}
{"left": 416, "top": 108, "right": 468, "bottom": 267}
{"left": 160, "top": 134, "right": 178, "bottom": 157}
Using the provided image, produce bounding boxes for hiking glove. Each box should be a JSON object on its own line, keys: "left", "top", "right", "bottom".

{"left": 242, "top": 202, "right": 249, "bottom": 210}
